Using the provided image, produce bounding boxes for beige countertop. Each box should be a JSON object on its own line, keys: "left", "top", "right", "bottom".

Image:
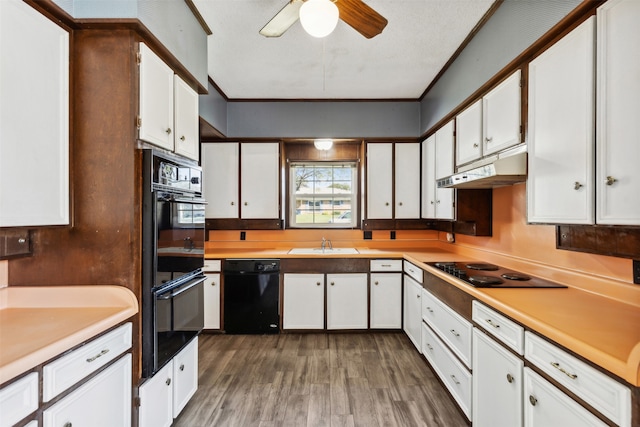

{"left": 0, "top": 285, "right": 138, "bottom": 385}
{"left": 207, "top": 247, "right": 640, "bottom": 387}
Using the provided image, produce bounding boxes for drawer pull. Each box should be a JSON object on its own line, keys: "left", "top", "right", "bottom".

{"left": 551, "top": 362, "right": 578, "bottom": 379}
{"left": 381, "top": 264, "right": 392, "bottom": 267}
{"left": 425, "top": 306, "right": 434, "bottom": 313}
{"left": 485, "top": 318, "right": 500, "bottom": 328}
{"left": 506, "top": 373, "right": 514, "bottom": 383}
{"left": 450, "top": 329, "right": 460, "bottom": 337}
{"left": 450, "top": 374, "right": 460, "bottom": 385}
{"left": 86, "top": 349, "right": 110, "bottom": 363}
{"left": 180, "top": 364, "right": 185, "bottom": 371}
{"left": 426, "top": 343, "right": 434, "bottom": 351}
{"left": 529, "top": 395, "right": 538, "bottom": 406}
{"left": 64, "top": 423, "right": 72, "bottom": 427}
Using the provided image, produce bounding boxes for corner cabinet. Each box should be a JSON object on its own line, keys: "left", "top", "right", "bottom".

{"left": 422, "top": 121, "right": 455, "bottom": 220}
{"left": 138, "top": 43, "right": 199, "bottom": 161}
{"left": 0, "top": 0, "right": 70, "bottom": 227}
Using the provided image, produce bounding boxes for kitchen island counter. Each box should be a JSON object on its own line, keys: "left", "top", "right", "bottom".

{"left": 0, "top": 285, "right": 138, "bottom": 385}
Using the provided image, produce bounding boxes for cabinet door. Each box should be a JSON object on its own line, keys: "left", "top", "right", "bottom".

{"left": 395, "top": 143, "right": 421, "bottom": 219}
{"left": 43, "top": 354, "right": 131, "bottom": 427}
{"left": 403, "top": 275, "right": 422, "bottom": 352}
{"left": 283, "top": 274, "right": 324, "bottom": 329}
{"left": 139, "top": 43, "right": 174, "bottom": 151}
{"left": 483, "top": 70, "right": 521, "bottom": 155}
{"left": 435, "top": 121, "right": 455, "bottom": 220}
{"left": 528, "top": 17, "right": 595, "bottom": 225}
{"left": 240, "top": 142, "right": 279, "bottom": 219}
{"left": 370, "top": 273, "right": 402, "bottom": 329}
{"left": 367, "top": 143, "right": 393, "bottom": 219}
{"left": 173, "top": 337, "right": 198, "bottom": 418}
{"left": 0, "top": 0, "right": 69, "bottom": 227}
{"left": 202, "top": 142, "right": 239, "bottom": 218}
{"left": 204, "top": 274, "right": 220, "bottom": 329}
{"left": 327, "top": 273, "right": 368, "bottom": 330}
{"left": 139, "top": 360, "right": 173, "bottom": 427}
{"left": 456, "top": 100, "right": 483, "bottom": 166}
{"left": 524, "top": 368, "right": 607, "bottom": 427}
{"left": 421, "top": 135, "right": 436, "bottom": 219}
{"left": 596, "top": 0, "right": 640, "bottom": 225}
{"left": 473, "top": 329, "right": 523, "bottom": 427}
{"left": 173, "top": 75, "right": 199, "bottom": 161}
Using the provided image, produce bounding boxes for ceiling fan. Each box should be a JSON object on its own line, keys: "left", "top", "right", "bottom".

{"left": 260, "top": 0, "right": 388, "bottom": 39}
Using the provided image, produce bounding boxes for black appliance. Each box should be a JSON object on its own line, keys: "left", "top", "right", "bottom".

{"left": 426, "top": 262, "right": 567, "bottom": 288}
{"left": 141, "top": 149, "right": 206, "bottom": 378}
{"left": 223, "top": 259, "right": 280, "bottom": 334}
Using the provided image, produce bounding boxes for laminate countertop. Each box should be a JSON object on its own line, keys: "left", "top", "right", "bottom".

{"left": 0, "top": 286, "right": 138, "bottom": 385}
{"left": 207, "top": 247, "right": 640, "bottom": 387}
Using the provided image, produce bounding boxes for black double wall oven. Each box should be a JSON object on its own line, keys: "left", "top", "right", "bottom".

{"left": 141, "top": 149, "right": 206, "bottom": 378}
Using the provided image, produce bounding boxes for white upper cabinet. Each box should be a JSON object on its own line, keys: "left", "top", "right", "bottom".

{"left": 395, "top": 143, "right": 421, "bottom": 219}
{"left": 455, "top": 100, "right": 483, "bottom": 166}
{"left": 367, "top": 143, "right": 393, "bottom": 219}
{"left": 240, "top": 142, "right": 280, "bottom": 219}
{"left": 421, "top": 135, "right": 436, "bottom": 219}
{"left": 139, "top": 43, "right": 200, "bottom": 161}
{"left": 596, "top": 0, "right": 640, "bottom": 225}
{"left": 139, "top": 43, "right": 174, "bottom": 151}
{"left": 0, "top": 0, "right": 69, "bottom": 227}
{"left": 173, "top": 76, "right": 200, "bottom": 161}
{"left": 483, "top": 70, "right": 522, "bottom": 156}
{"left": 202, "top": 142, "right": 239, "bottom": 218}
{"left": 528, "top": 17, "right": 595, "bottom": 224}
{"left": 422, "top": 121, "right": 455, "bottom": 220}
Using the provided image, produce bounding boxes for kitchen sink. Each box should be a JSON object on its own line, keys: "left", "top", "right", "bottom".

{"left": 288, "top": 248, "right": 360, "bottom": 255}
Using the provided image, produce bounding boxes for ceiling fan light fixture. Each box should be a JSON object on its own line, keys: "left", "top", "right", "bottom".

{"left": 299, "top": 0, "right": 339, "bottom": 38}
{"left": 314, "top": 139, "right": 333, "bottom": 150}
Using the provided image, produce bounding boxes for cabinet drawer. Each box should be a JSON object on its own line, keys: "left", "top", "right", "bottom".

{"left": 203, "top": 259, "right": 221, "bottom": 272}
{"left": 43, "top": 322, "right": 132, "bottom": 402}
{"left": 403, "top": 260, "right": 423, "bottom": 283}
{"left": 525, "top": 332, "right": 631, "bottom": 427}
{"left": 0, "top": 371, "right": 38, "bottom": 427}
{"left": 524, "top": 367, "right": 608, "bottom": 427}
{"left": 422, "top": 289, "right": 472, "bottom": 368}
{"left": 370, "top": 259, "right": 402, "bottom": 272}
{"left": 422, "top": 323, "right": 472, "bottom": 419}
{"left": 472, "top": 300, "right": 524, "bottom": 355}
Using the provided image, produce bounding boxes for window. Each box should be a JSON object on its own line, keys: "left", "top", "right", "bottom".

{"left": 290, "top": 162, "right": 357, "bottom": 227}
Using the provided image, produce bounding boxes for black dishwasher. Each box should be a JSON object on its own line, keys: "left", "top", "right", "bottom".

{"left": 223, "top": 259, "right": 280, "bottom": 334}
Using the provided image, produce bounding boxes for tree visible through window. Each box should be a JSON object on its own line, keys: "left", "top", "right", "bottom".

{"left": 290, "top": 162, "right": 357, "bottom": 227}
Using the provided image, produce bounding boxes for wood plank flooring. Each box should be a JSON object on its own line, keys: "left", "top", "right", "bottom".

{"left": 173, "top": 332, "right": 468, "bottom": 427}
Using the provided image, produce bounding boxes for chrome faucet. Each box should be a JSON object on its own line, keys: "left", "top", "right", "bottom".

{"left": 321, "top": 237, "right": 333, "bottom": 252}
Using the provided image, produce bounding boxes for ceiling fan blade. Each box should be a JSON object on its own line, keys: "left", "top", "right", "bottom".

{"left": 336, "top": 0, "right": 388, "bottom": 39}
{"left": 259, "top": 0, "right": 303, "bottom": 37}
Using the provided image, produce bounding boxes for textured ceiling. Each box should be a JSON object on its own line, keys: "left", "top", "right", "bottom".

{"left": 193, "top": 0, "right": 496, "bottom": 100}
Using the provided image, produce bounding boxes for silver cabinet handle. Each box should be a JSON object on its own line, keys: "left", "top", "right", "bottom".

{"left": 416, "top": 294, "right": 420, "bottom": 299}
{"left": 86, "top": 349, "right": 109, "bottom": 363}
{"left": 450, "top": 374, "right": 460, "bottom": 385}
{"left": 166, "top": 378, "right": 172, "bottom": 386}
{"left": 64, "top": 423, "right": 72, "bottom": 427}
{"left": 425, "top": 306, "right": 434, "bottom": 313}
{"left": 551, "top": 362, "right": 578, "bottom": 379}
{"left": 180, "top": 364, "right": 185, "bottom": 371}
{"left": 486, "top": 136, "right": 493, "bottom": 142}
{"left": 529, "top": 395, "right": 538, "bottom": 406}
{"left": 180, "top": 135, "right": 186, "bottom": 141}
{"left": 426, "top": 343, "right": 433, "bottom": 351}
{"left": 506, "top": 373, "right": 514, "bottom": 383}
{"left": 231, "top": 201, "right": 235, "bottom": 206}
{"left": 574, "top": 181, "right": 583, "bottom": 190}
{"left": 450, "top": 329, "right": 460, "bottom": 337}
{"left": 485, "top": 319, "right": 500, "bottom": 329}
{"left": 430, "top": 200, "right": 434, "bottom": 205}
{"left": 606, "top": 176, "right": 617, "bottom": 186}
{"left": 165, "top": 128, "right": 172, "bottom": 135}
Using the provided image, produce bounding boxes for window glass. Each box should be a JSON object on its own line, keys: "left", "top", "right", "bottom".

{"left": 290, "top": 162, "right": 357, "bottom": 227}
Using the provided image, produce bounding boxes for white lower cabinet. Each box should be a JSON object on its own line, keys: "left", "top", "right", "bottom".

{"left": 524, "top": 368, "right": 607, "bottom": 427}
{"left": 472, "top": 328, "right": 523, "bottom": 427}
{"left": 43, "top": 354, "right": 132, "bottom": 427}
{"left": 203, "top": 273, "right": 221, "bottom": 330}
{"left": 0, "top": 372, "right": 38, "bottom": 427}
{"left": 403, "top": 274, "right": 422, "bottom": 352}
{"left": 370, "top": 272, "right": 402, "bottom": 329}
{"left": 283, "top": 273, "right": 325, "bottom": 329}
{"left": 139, "top": 337, "right": 199, "bottom": 427}
{"left": 326, "top": 273, "right": 368, "bottom": 329}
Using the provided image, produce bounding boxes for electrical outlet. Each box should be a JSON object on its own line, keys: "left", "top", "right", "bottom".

{"left": 633, "top": 260, "right": 640, "bottom": 285}
{"left": 390, "top": 231, "right": 396, "bottom": 240}
{"left": 240, "top": 231, "right": 246, "bottom": 241}
{"left": 363, "top": 231, "right": 372, "bottom": 240}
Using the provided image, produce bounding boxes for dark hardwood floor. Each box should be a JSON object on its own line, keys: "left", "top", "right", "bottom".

{"left": 173, "top": 332, "right": 468, "bottom": 427}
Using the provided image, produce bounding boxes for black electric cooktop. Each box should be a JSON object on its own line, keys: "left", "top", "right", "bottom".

{"left": 426, "top": 262, "right": 567, "bottom": 289}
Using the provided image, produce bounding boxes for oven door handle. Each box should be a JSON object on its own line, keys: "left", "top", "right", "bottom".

{"left": 156, "top": 276, "right": 206, "bottom": 300}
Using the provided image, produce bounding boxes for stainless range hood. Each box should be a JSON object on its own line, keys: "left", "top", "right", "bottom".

{"left": 437, "top": 150, "right": 527, "bottom": 189}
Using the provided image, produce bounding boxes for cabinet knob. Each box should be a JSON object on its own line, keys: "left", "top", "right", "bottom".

{"left": 430, "top": 201, "right": 434, "bottom": 205}
{"left": 211, "top": 281, "right": 216, "bottom": 286}
{"left": 180, "top": 135, "right": 186, "bottom": 141}
{"left": 316, "top": 282, "right": 321, "bottom": 286}
{"left": 166, "top": 378, "right": 172, "bottom": 386}
{"left": 416, "top": 294, "right": 420, "bottom": 299}
{"left": 374, "top": 281, "right": 379, "bottom": 285}
{"left": 473, "top": 143, "right": 479, "bottom": 148}
{"left": 64, "top": 423, "right": 72, "bottom": 427}
{"left": 606, "top": 176, "right": 617, "bottom": 186}
{"left": 485, "top": 136, "right": 493, "bottom": 142}
{"left": 506, "top": 373, "right": 514, "bottom": 383}
{"left": 330, "top": 282, "right": 335, "bottom": 286}
{"left": 574, "top": 181, "right": 583, "bottom": 190}
{"left": 180, "top": 364, "right": 185, "bottom": 371}
{"left": 398, "top": 202, "right": 403, "bottom": 206}
{"left": 244, "top": 202, "right": 248, "bottom": 206}
{"left": 165, "top": 128, "right": 172, "bottom": 135}
{"left": 231, "top": 201, "right": 235, "bottom": 206}
{"left": 385, "top": 202, "right": 389, "bottom": 206}
{"left": 529, "top": 395, "right": 538, "bottom": 406}
{"left": 436, "top": 200, "right": 441, "bottom": 204}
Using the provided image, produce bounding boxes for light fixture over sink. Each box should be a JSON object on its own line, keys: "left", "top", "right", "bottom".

{"left": 299, "top": 0, "right": 340, "bottom": 38}
{"left": 314, "top": 139, "right": 333, "bottom": 150}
